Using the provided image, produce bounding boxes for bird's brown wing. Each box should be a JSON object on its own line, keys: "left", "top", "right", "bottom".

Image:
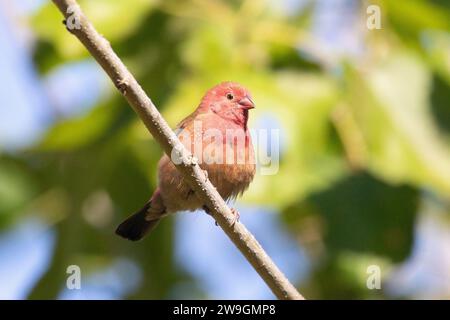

{"left": 174, "top": 110, "right": 200, "bottom": 135}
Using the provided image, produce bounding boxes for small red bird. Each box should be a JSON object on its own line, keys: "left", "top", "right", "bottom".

{"left": 116, "top": 82, "right": 256, "bottom": 241}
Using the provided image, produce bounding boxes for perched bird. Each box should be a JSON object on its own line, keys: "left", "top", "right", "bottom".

{"left": 116, "top": 82, "right": 256, "bottom": 241}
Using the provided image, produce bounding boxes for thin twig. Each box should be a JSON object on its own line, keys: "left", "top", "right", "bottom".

{"left": 51, "top": 0, "right": 304, "bottom": 300}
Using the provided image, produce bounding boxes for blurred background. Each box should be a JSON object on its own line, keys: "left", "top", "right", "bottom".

{"left": 0, "top": 0, "right": 449, "bottom": 299}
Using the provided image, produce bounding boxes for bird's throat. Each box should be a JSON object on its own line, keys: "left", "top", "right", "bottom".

{"left": 231, "top": 108, "right": 249, "bottom": 130}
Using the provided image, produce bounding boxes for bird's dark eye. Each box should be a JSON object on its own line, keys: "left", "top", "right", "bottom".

{"left": 226, "top": 93, "right": 234, "bottom": 100}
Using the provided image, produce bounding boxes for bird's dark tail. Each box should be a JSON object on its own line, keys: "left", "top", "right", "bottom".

{"left": 115, "top": 201, "right": 161, "bottom": 241}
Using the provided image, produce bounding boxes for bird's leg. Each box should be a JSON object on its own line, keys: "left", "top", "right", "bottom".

{"left": 203, "top": 206, "right": 240, "bottom": 226}
{"left": 202, "top": 205, "right": 218, "bottom": 226}
{"left": 202, "top": 205, "right": 211, "bottom": 215}
{"left": 230, "top": 208, "right": 240, "bottom": 226}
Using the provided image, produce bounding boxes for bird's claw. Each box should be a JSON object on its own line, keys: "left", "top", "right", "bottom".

{"left": 203, "top": 206, "right": 239, "bottom": 226}
{"left": 203, "top": 205, "right": 218, "bottom": 226}
{"left": 230, "top": 208, "right": 240, "bottom": 226}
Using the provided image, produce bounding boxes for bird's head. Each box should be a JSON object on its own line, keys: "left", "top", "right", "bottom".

{"left": 198, "top": 82, "right": 255, "bottom": 128}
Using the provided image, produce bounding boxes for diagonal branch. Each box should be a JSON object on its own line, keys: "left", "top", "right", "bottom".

{"left": 51, "top": 0, "right": 304, "bottom": 300}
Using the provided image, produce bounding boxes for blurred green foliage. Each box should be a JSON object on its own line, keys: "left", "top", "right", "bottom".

{"left": 1, "top": 0, "right": 449, "bottom": 299}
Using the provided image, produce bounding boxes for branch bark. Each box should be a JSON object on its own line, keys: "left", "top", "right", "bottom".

{"left": 51, "top": 0, "right": 304, "bottom": 300}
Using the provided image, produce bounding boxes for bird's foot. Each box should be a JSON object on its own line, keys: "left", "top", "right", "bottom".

{"left": 202, "top": 205, "right": 211, "bottom": 215}
{"left": 202, "top": 206, "right": 240, "bottom": 226}
{"left": 230, "top": 208, "right": 240, "bottom": 226}
{"left": 203, "top": 205, "right": 218, "bottom": 226}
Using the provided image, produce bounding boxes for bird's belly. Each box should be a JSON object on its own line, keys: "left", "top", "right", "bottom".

{"left": 204, "top": 163, "right": 255, "bottom": 200}
{"left": 158, "top": 156, "right": 255, "bottom": 213}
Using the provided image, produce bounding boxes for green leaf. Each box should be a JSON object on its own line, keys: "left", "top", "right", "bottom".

{"left": 32, "top": 0, "right": 157, "bottom": 59}
{"left": 37, "top": 103, "right": 118, "bottom": 152}
{"left": 0, "top": 158, "right": 37, "bottom": 228}
{"left": 285, "top": 172, "right": 419, "bottom": 262}
{"left": 346, "top": 53, "right": 450, "bottom": 195}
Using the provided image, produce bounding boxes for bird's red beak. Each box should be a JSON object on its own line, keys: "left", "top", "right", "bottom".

{"left": 238, "top": 96, "right": 255, "bottom": 110}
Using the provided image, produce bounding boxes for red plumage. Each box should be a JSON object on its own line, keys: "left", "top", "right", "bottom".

{"left": 116, "top": 82, "right": 256, "bottom": 241}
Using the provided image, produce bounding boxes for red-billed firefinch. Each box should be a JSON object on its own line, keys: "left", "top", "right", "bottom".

{"left": 116, "top": 82, "right": 256, "bottom": 241}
